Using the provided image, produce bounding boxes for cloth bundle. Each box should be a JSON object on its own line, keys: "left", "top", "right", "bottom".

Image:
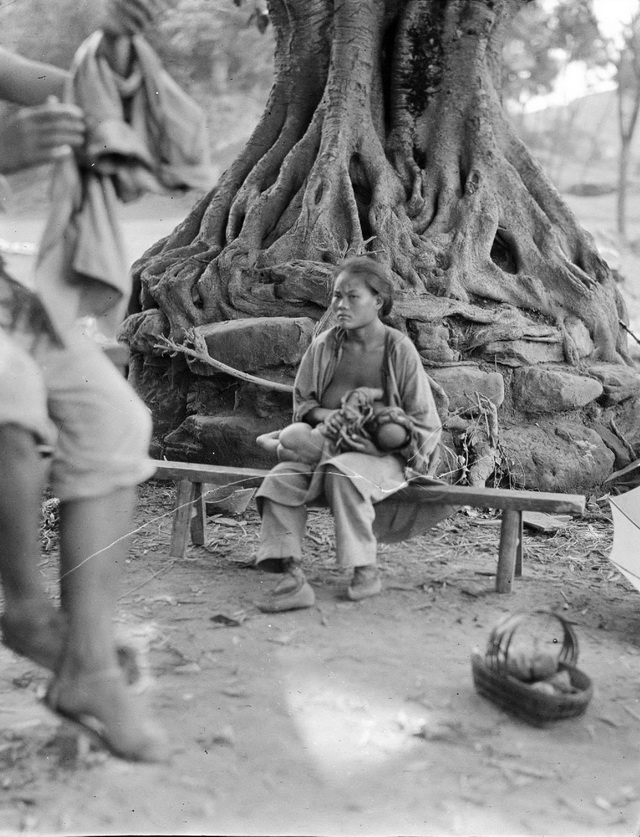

{"left": 35, "top": 31, "right": 216, "bottom": 336}
{"left": 321, "top": 386, "right": 414, "bottom": 454}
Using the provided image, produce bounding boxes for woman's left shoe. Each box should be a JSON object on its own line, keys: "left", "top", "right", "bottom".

{"left": 347, "top": 565, "right": 382, "bottom": 601}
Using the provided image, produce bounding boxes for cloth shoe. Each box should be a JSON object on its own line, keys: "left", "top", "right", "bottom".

{"left": 257, "top": 559, "right": 315, "bottom": 612}
{"left": 347, "top": 565, "right": 382, "bottom": 601}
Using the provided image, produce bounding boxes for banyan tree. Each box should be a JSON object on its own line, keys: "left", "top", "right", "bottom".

{"left": 121, "top": 0, "right": 640, "bottom": 492}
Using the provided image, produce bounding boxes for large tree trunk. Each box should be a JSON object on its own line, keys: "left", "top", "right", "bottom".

{"left": 122, "top": 0, "right": 639, "bottom": 492}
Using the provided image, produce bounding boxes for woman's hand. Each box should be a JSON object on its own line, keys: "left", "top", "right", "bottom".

{"left": 339, "top": 434, "right": 384, "bottom": 457}
{"left": 321, "top": 410, "right": 343, "bottom": 436}
{"left": 0, "top": 99, "right": 85, "bottom": 174}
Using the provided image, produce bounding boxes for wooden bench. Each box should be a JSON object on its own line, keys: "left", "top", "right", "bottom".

{"left": 151, "top": 460, "right": 585, "bottom": 593}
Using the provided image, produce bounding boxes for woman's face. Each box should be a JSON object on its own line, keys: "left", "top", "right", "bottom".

{"left": 331, "top": 272, "right": 382, "bottom": 330}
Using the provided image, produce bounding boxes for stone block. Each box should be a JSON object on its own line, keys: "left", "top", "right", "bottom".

{"left": 587, "top": 363, "right": 640, "bottom": 404}
{"left": 234, "top": 382, "right": 294, "bottom": 419}
{"left": 564, "top": 316, "right": 594, "bottom": 359}
{"left": 128, "top": 352, "right": 188, "bottom": 440}
{"left": 615, "top": 396, "right": 640, "bottom": 451}
{"left": 190, "top": 316, "right": 314, "bottom": 376}
{"left": 512, "top": 368, "right": 603, "bottom": 414}
{"left": 411, "top": 321, "right": 460, "bottom": 363}
{"left": 500, "top": 422, "right": 614, "bottom": 492}
{"left": 480, "top": 339, "right": 564, "bottom": 366}
{"left": 162, "top": 413, "right": 285, "bottom": 469}
{"left": 118, "top": 309, "right": 169, "bottom": 355}
{"left": 427, "top": 365, "right": 505, "bottom": 413}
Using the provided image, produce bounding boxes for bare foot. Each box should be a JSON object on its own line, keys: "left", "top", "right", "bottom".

{"left": 256, "top": 430, "right": 281, "bottom": 454}
{"left": 46, "top": 668, "right": 170, "bottom": 763}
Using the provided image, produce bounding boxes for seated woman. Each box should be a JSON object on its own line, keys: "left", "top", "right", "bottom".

{"left": 254, "top": 256, "right": 442, "bottom": 612}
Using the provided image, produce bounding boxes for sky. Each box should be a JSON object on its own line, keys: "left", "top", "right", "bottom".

{"left": 592, "top": 0, "right": 637, "bottom": 41}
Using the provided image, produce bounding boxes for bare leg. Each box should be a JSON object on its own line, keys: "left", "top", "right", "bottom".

{"left": 0, "top": 425, "right": 65, "bottom": 665}
{"left": 47, "top": 487, "right": 168, "bottom": 762}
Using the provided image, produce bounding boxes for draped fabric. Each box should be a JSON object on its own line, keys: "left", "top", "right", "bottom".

{"left": 35, "top": 31, "right": 215, "bottom": 336}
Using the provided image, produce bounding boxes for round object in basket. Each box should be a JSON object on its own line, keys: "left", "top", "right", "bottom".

{"left": 471, "top": 610, "right": 593, "bottom": 725}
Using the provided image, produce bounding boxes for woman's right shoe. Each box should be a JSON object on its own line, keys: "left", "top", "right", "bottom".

{"left": 256, "top": 563, "right": 315, "bottom": 612}
{"left": 347, "top": 565, "right": 382, "bottom": 601}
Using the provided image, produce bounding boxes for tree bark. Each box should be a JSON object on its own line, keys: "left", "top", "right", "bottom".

{"left": 122, "top": 0, "right": 634, "bottom": 487}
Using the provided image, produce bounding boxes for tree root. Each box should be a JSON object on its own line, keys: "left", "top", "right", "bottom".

{"left": 156, "top": 332, "right": 294, "bottom": 393}
{"left": 126, "top": 0, "right": 625, "bottom": 374}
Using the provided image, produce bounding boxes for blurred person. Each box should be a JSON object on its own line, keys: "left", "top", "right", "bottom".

{"left": 0, "top": 0, "right": 170, "bottom": 762}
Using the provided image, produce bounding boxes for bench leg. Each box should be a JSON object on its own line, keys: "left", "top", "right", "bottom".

{"left": 496, "top": 509, "right": 522, "bottom": 593}
{"left": 515, "top": 513, "right": 523, "bottom": 578}
{"left": 169, "top": 479, "right": 196, "bottom": 559}
{"left": 190, "top": 482, "right": 206, "bottom": 547}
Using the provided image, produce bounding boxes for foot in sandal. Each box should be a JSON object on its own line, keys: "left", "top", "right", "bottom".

{"left": 45, "top": 667, "right": 169, "bottom": 763}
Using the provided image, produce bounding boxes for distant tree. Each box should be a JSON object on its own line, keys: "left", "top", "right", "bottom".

{"left": 501, "top": 0, "right": 607, "bottom": 109}
{"left": 149, "top": 0, "right": 274, "bottom": 98}
{"left": 615, "top": 8, "right": 640, "bottom": 239}
{"left": 128, "top": 0, "right": 623, "bottom": 362}
{"left": 0, "top": 0, "right": 100, "bottom": 67}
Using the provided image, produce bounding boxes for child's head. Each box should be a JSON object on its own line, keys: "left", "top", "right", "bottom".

{"left": 334, "top": 257, "right": 394, "bottom": 317}
{"left": 374, "top": 421, "right": 410, "bottom": 452}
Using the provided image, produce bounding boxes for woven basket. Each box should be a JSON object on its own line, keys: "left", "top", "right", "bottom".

{"left": 471, "top": 611, "right": 593, "bottom": 725}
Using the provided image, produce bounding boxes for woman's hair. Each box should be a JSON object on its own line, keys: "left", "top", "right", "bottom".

{"left": 334, "top": 257, "right": 394, "bottom": 316}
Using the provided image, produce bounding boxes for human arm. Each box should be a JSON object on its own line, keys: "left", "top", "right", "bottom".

{"left": 292, "top": 330, "right": 342, "bottom": 429}
{"left": 0, "top": 48, "right": 69, "bottom": 106}
{"left": 303, "top": 406, "right": 340, "bottom": 428}
{"left": 388, "top": 336, "right": 442, "bottom": 473}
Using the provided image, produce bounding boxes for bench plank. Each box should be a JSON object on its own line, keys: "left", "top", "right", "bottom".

{"left": 153, "top": 462, "right": 585, "bottom": 515}
{"left": 151, "top": 460, "right": 585, "bottom": 591}
{"left": 154, "top": 461, "right": 267, "bottom": 488}
{"left": 392, "top": 483, "right": 585, "bottom": 515}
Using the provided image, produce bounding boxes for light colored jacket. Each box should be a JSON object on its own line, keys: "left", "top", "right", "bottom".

{"left": 293, "top": 324, "right": 442, "bottom": 475}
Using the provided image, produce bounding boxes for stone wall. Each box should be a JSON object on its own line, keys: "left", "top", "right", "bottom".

{"left": 123, "top": 301, "right": 640, "bottom": 493}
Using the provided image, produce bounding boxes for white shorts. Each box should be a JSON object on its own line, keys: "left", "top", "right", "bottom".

{"left": 0, "top": 327, "right": 155, "bottom": 501}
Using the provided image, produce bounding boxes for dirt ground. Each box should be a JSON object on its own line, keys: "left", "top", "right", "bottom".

{"left": 1, "top": 190, "right": 640, "bottom": 837}
{"left": 1, "top": 482, "right": 640, "bottom": 837}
